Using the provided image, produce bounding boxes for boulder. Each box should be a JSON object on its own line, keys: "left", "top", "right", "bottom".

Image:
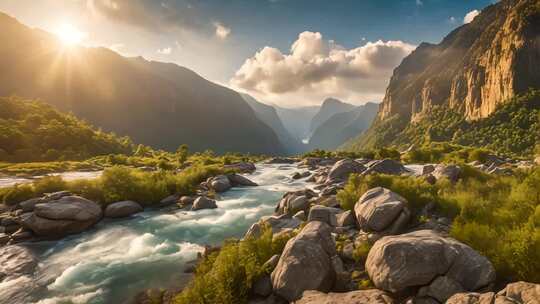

{"left": 271, "top": 221, "right": 336, "bottom": 302}
{"left": 209, "top": 175, "right": 232, "bottom": 193}
{"left": 0, "top": 233, "right": 9, "bottom": 245}
{"left": 446, "top": 282, "right": 540, "bottom": 304}
{"left": 307, "top": 205, "right": 341, "bottom": 226}
{"left": 34, "top": 196, "right": 102, "bottom": 222}
{"left": 244, "top": 215, "right": 301, "bottom": 239}
{"left": 363, "top": 159, "right": 407, "bottom": 175}
{"left": 366, "top": 230, "right": 496, "bottom": 298}
{"left": 228, "top": 173, "right": 258, "bottom": 187}
{"left": 224, "top": 162, "right": 256, "bottom": 173}
{"left": 159, "top": 194, "right": 180, "bottom": 207}
{"left": 43, "top": 190, "right": 72, "bottom": 201}
{"left": 293, "top": 211, "right": 306, "bottom": 221}
{"left": 178, "top": 196, "right": 196, "bottom": 207}
{"left": 417, "top": 276, "right": 464, "bottom": 303}
{"left": 535, "top": 156, "right": 540, "bottom": 166}
{"left": 294, "top": 289, "right": 395, "bottom": 304}
{"left": 0, "top": 245, "right": 37, "bottom": 280}
{"left": 19, "top": 196, "right": 102, "bottom": 237}
{"left": 433, "top": 165, "right": 461, "bottom": 183}
{"left": 292, "top": 171, "right": 310, "bottom": 180}
{"left": 18, "top": 198, "right": 43, "bottom": 212}
{"left": 336, "top": 210, "right": 356, "bottom": 227}
{"left": 105, "top": 201, "right": 143, "bottom": 218}
{"left": 275, "top": 189, "right": 317, "bottom": 215}
{"left": 10, "top": 228, "right": 33, "bottom": 243}
{"left": 191, "top": 197, "right": 217, "bottom": 211}
{"left": 354, "top": 187, "right": 411, "bottom": 234}
{"left": 326, "top": 159, "right": 366, "bottom": 183}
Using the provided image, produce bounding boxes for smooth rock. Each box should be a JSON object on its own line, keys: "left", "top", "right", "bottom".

{"left": 34, "top": 196, "right": 102, "bottom": 222}
{"left": 364, "top": 159, "right": 407, "bottom": 175}
{"left": 307, "top": 205, "right": 341, "bottom": 226}
{"left": 294, "top": 289, "right": 395, "bottom": 304}
{"left": 209, "top": 175, "right": 232, "bottom": 192}
{"left": 326, "top": 159, "right": 366, "bottom": 183}
{"left": 366, "top": 230, "right": 496, "bottom": 294}
{"left": 191, "top": 196, "right": 217, "bottom": 211}
{"left": 105, "top": 201, "right": 143, "bottom": 218}
{"left": 354, "top": 187, "right": 410, "bottom": 234}
{"left": 228, "top": 173, "right": 258, "bottom": 186}
{"left": 245, "top": 215, "right": 301, "bottom": 239}
{"left": 224, "top": 162, "right": 256, "bottom": 173}
{"left": 336, "top": 210, "right": 356, "bottom": 227}
{"left": 18, "top": 198, "right": 42, "bottom": 212}
{"left": 271, "top": 221, "right": 336, "bottom": 302}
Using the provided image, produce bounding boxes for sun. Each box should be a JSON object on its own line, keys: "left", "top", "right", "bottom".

{"left": 56, "top": 23, "right": 86, "bottom": 46}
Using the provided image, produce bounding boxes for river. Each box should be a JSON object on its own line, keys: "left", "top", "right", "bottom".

{"left": 0, "top": 163, "right": 310, "bottom": 304}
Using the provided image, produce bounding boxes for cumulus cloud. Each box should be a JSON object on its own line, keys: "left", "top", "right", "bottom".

{"left": 214, "top": 22, "right": 231, "bottom": 40}
{"left": 463, "top": 10, "right": 480, "bottom": 24}
{"left": 230, "top": 31, "right": 415, "bottom": 105}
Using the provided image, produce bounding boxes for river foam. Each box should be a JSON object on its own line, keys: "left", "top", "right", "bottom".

{"left": 3, "top": 163, "right": 308, "bottom": 304}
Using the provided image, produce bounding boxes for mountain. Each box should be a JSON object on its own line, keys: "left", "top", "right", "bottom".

{"left": 241, "top": 94, "right": 303, "bottom": 154}
{"left": 309, "top": 98, "right": 356, "bottom": 134}
{"left": 0, "top": 96, "right": 132, "bottom": 162}
{"left": 275, "top": 105, "right": 320, "bottom": 144}
{"left": 0, "top": 12, "right": 284, "bottom": 155}
{"left": 348, "top": 0, "right": 540, "bottom": 153}
{"left": 307, "top": 102, "right": 379, "bottom": 151}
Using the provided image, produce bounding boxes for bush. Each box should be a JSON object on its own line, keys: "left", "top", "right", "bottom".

{"left": 175, "top": 227, "right": 294, "bottom": 304}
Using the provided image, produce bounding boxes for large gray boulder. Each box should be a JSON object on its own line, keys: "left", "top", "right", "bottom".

{"left": 294, "top": 289, "right": 395, "bottom": 304}
{"left": 446, "top": 281, "right": 540, "bottom": 304}
{"left": 307, "top": 205, "right": 341, "bottom": 226}
{"left": 228, "top": 173, "right": 258, "bottom": 187}
{"left": 19, "top": 196, "right": 102, "bottom": 237}
{"left": 271, "top": 221, "right": 336, "bottom": 302}
{"left": 0, "top": 245, "right": 37, "bottom": 281}
{"left": 363, "top": 159, "right": 407, "bottom": 175}
{"left": 208, "top": 175, "right": 232, "bottom": 192}
{"left": 366, "top": 230, "right": 495, "bottom": 300}
{"left": 244, "top": 214, "right": 301, "bottom": 239}
{"left": 326, "top": 159, "right": 366, "bottom": 183}
{"left": 105, "top": 201, "right": 143, "bottom": 218}
{"left": 354, "top": 187, "right": 411, "bottom": 234}
{"left": 191, "top": 197, "right": 217, "bottom": 211}
{"left": 275, "top": 189, "right": 317, "bottom": 216}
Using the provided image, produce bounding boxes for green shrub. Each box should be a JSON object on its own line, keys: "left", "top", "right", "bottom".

{"left": 175, "top": 227, "right": 293, "bottom": 304}
{"left": 0, "top": 184, "right": 34, "bottom": 205}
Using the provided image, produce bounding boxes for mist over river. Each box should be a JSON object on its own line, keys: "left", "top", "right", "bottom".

{"left": 0, "top": 163, "right": 310, "bottom": 304}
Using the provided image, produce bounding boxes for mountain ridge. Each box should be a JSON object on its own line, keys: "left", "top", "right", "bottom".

{"left": 0, "top": 11, "right": 284, "bottom": 155}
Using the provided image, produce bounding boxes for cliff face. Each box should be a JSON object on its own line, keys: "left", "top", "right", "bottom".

{"left": 379, "top": 0, "right": 540, "bottom": 122}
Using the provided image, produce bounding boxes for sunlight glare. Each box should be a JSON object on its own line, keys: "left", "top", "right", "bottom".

{"left": 56, "top": 23, "right": 86, "bottom": 46}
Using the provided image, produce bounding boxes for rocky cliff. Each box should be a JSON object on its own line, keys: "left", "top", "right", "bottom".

{"left": 379, "top": 0, "right": 540, "bottom": 122}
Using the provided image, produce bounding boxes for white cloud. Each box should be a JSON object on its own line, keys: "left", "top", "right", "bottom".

{"left": 416, "top": 0, "right": 423, "bottom": 6}
{"left": 449, "top": 16, "right": 456, "bottom": 24}
{"left": 214, "top": 22, "right": 231, "bottom": 40}
{"left": 463, "top": 10, "right": 480, "bottom": 24}
{"left": 157, "top": 47, "right": 172, "bottom": 55}
{"left": 231, "top": 31, "right": 416, "bottom": 106}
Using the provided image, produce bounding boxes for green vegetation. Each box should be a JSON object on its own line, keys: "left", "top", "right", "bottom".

{"left": 174, "top": 227, "right": 294, "bottom": 304}
{"left": 0, "top": 164, "right": 227, "bottom": 207}
{"left": 346, "top": 90, "right": 540, "bottom": 157}
{"left": 0, "top": 96, "right": 134, "bottom": 162}
{"left": 337, "top": 167, "right": 540, "bottom": 283}
{"left": 303, "top": 147, "right": 401, "bottom": 161}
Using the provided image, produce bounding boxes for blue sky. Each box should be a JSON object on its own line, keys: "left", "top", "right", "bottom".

{"left": 0, "top": 0, "right": 497, "bottom": 106}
